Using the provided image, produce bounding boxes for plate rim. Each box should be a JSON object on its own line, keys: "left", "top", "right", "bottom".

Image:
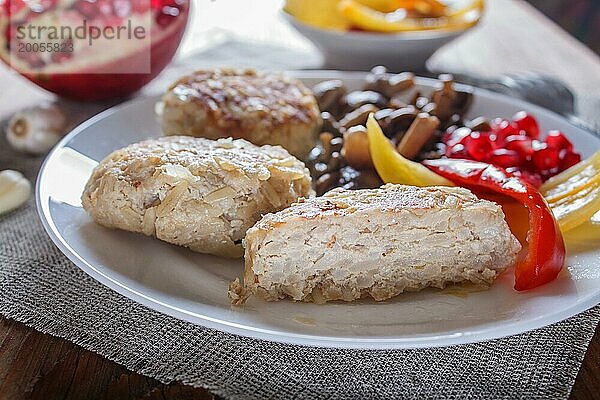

{"left": 36, "top": 70, "right": 600, "bottom": 349}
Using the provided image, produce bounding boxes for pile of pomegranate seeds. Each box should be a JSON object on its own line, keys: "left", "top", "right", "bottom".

{"left": 442, "top": 111, "right": 581, "bottom": 187}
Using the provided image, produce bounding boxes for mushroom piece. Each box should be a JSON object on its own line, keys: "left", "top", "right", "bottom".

{"left": 397, "top": 113, "right": 440, "bottom": 159}
{"left": 342, "top": 125, "right": 373, "bottom": 170}
{"left": 312, "top": 80, "right": 347, "bottom": 116}
{"left": 6, "top": 104, "right": 68, "bottom": 155}
{"left": 320, "top": 112, "right": 344, "bottom": 137}
{"left": 363, "top": 67, "right": 415, "bottom": 97}
{"left": 339, "top": 104, "right": 379, "bottom": 129}
{"left": 430, "top": 74, "right": 459, "bottom": 121}
{"left": 339, "top": 166, "right": 382, "bottom": 190}
{"left": 0, "top": 170, "right": 31, "bottom": 215}
{"left": 385, "top": 72, "right": 415, "bottom": 97}
{"left": 362, "top": 65, "right": 389, "bottom": 93}
{"left": 386, "top": 106, "right": 419, "bottom": 136}
{"left": 315, "top": 172, "right": 342, "bottom": 196}
{"left": 342, "top": 91, "right": 388, "bottom": 112}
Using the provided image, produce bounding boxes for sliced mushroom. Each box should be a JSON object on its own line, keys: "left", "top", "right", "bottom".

{"left": 321, "top": 112, "right": 343, "bottom": 137}
{"left": 342, "top": 125, "right": 373, "bottom": 170}
{"left": 340, "top": 166, "right": 382, "bottom": 191}
{"left": 342, "top": 91, "right": 387, "bottom": 112}
{"left": 388, "top": 95, "right": 408, "bottom": 109}
{"left": 315, "top": 172, "right": 342, "bottom": 196}
{"left": 385, "top": 72, "right": 415, "bottom": 97}
{"left": 363, "top": 65, "right": 389, "bottom": 93}
{"left": 430, "top": 74, "right": 456, "bottom": 121}
{"left": 386, "top": 106, "right": 419, "bottom": 135}
{"left": 339, "top": 104, "right": 379, "bottom": 129}
{"left": 312, "top": 80, "right": 346, "bottom": 116}
{"left": 397, "top": 113, "right": 440, "bottom": 159}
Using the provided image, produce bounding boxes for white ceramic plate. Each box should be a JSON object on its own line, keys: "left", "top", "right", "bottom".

{"left": 37, "top": 71, "right": 600, "bottom": 349}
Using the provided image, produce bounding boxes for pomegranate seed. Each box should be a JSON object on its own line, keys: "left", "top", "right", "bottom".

{"left": 132, "top": 0, "right": 150, "bottom": 13}
{"left": 446, "top": 143, "right": 468, "bottom": 159}
{"left": 444, "top": 126, "right": 471, "bottom": 146}
{"left": 30, "top": 0, "right": 58, "bottom": 12}
{"left": 4, "top": 22, "right": 14, "bottom": 43}
{"left": 462, "top": 132, "right": 494, "bottom": 162}
{"left": 113, "top": 0, "right": 132, "bottom": 17}
{"left": 490, "top": 117, "right": 507, "bottom": 131}
{"left": 532, "top": 147, "right": 560, "bottom": 171}
{"left": 509, "top": 169, "right": 542, "bottom": 187}
{"left": 559, "top": 151, "right": 581, "bottom": 170}
{"left": 488, "top": 133, "right": 503, "bottom": 149}
{"left": 504, "top": 135, "right": 533, "bottom": 158}
{"left": 545, "top": 130, "right": 573, "bottom": 152}
{"left": 51, "top": 51, "right": 72, "bottom": 64}
{"left": 491, "top": 119, "right": 518, "bottom": 144}
{"left": 512, "top": 111, "right": 540, "bottom": 139}
{"left": 487, "top": 149, "right": 521, "bottom": 168}
{"left": 74, "top": 0, "right": 100, "bottom": 19}
{"left": 4, "top": 0, "right": 26, "bottom": 15}
{"left": 156, "top": 5, "right": 179, "bottom": 27}
{"left": 19, "top": 50, "right": 45, "bottom": 68}
{"left": 96, "top": 0, "right": 114, "bottom": 17}
{"left": 161, "top": 0, "right": 184, "bottom": 9}
{"left": 522, "top": 171, "right": 543, "bottom": 187}
{"left": 441, "top": 126, "right": 456, "bottom": 144}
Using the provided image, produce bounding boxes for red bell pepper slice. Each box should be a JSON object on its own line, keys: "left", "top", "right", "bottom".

{"left": 423, "top": 159, "right": 565, "bottom": 291}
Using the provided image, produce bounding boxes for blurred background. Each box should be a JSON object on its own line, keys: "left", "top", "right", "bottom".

{"left": 522, "top": 0, "right": 600, "bottom": 131}
{"left": 528, "top": 0, "right": 599, "bottom": 54}
{"left": 179, "top": 0, "right": 599, "bottom": 60}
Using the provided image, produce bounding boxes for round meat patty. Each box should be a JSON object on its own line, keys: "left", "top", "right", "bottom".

{"left": 81, "top": 136, "right": 313, "bottom": 258}
{"left": 159, "top": 68, "right": 321, "bottom": 160}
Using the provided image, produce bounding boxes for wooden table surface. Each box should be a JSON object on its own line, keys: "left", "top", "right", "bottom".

{"left": 1, "top": 1, "right": 599, "bottom": 399}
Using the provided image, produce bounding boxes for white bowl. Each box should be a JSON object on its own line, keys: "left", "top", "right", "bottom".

{"left": 284, "top": 12, "right": 474, "bottom": 71}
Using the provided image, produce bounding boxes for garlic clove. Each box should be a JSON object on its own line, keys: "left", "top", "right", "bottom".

{"left": 6, "top": 103, "right": 68, "bottom": 155}
{"left": 0, "top": 170, "right": 31, "bottom": 215}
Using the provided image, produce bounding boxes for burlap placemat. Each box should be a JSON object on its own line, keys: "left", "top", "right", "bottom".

{"left": 2, "top": 39, "right": 600, "bottom": 399}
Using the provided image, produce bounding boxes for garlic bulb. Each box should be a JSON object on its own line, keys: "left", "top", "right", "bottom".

{"left": 6, "top": 104, "right": 68, "bottom": 154}
{"left": 0, "top": 170, "right": 31, "bottom": 215}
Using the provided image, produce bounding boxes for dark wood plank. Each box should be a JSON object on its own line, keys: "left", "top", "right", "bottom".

{"left": 2, "top": 314, "right": 598, "bottom": 399}
{"left": 570, "top": 322, "right": 600, "bottom": 400}
{"left": 0, "top": 317, "right": 216, "bottom": 400}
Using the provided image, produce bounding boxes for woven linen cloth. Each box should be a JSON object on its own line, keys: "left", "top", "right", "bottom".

{"left": 2, "top": 39, "right": 600, "bottom": 400}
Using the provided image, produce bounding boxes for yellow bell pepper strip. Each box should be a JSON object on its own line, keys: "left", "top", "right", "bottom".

{"left": 592, "top": 211, "right": 600, "bottom": 225}
{"left": 338, "top": 0, "right": 482, "bottom": 33}
{"left": 366, "top": 114, "right": 453, "bottom": 186}
{"left": 540, "top": 150, "right": 600, "bottom": 232}
{"left": 411, "top": 0, "right": 448, "bottom": 17}
{"left": 355, "top": 0, "right": 404, "bottom": 13}
{"left": 284, "top": 0, "right": 350, "bottom": 30}
{"left": 423, "top": 158, "right": 565, "bottom": 291}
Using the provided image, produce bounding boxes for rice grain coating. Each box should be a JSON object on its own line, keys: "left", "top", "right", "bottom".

{"left": 160, "top": 68, "right": 321, "bottom": 159}
{"left": 82, "top": 136, "right": 313, "bottom": 257}
{"left": 233, "top": 184, "right": 521, "bottom": 303}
